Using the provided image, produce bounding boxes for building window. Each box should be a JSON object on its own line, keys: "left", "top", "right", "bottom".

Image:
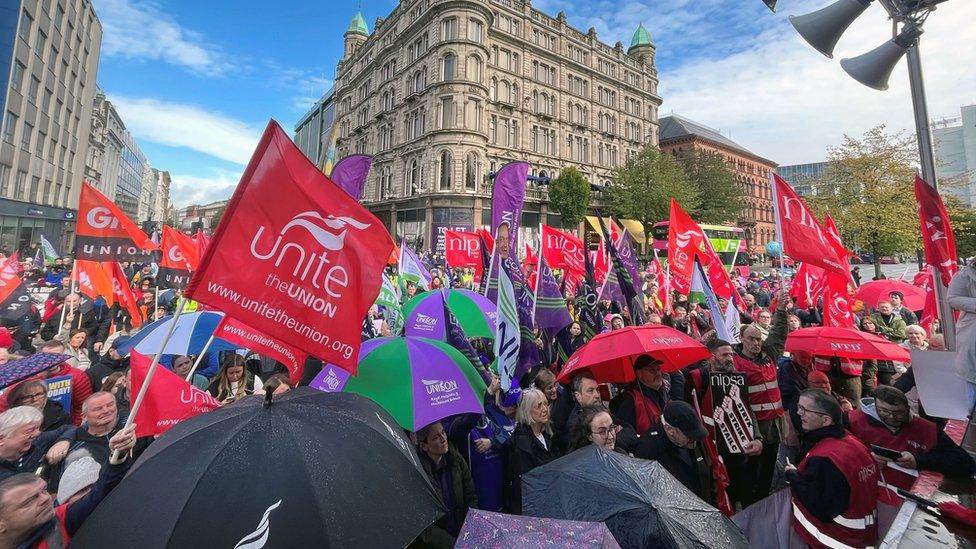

{"left": 439, "top": 151, "right": 453, "bottom": 190}
{"left": 465, "top": 152, "right": 478, "bottom": 190}
{"left": 442, "top": 53, "right": 456, "bottom": 81}
{"left": 34, "top": 30, "right": 46, "bottom": 57}
{"left": 408, "top": 160, "right": 420, "bottom": 195}
{"left": 20, "top": 122, "right": 32, "bottom": 151}
{"left": 29, "top": 176, "right": 39, "bottom": 202}
{"left": 469, "top": 19, "right": 483, "bottom": 43}
{"left": 0, "top": 164, "right": 9, "bottom": 196}
{"left": 15, "top": 171, "right": 27, "bottom": 198}
{"left": 441, "top": 18, "right": 457, "bottom": 40}
{"left": 18, "top": 10, "right": 31, "bottom": 42}
{"left": 465, "top": 55, "right": 482, "bottom": 82}
{"left": 11, "top": 62, "right": 25, "bottom": 93}
{"left": 440, "top": 96, "right": 454, "bottom": 129}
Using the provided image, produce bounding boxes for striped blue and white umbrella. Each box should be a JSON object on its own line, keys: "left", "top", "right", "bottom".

{"left": 117, "top": 311, "right": 238, "bottom": 357}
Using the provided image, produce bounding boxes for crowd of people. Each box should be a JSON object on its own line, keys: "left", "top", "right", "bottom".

{"left": 1, "top": 249, "right": 975, "bottom": 548}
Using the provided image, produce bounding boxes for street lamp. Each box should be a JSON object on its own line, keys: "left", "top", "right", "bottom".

{"left": 763, "top": 0, "right": 957, "bottom": 350}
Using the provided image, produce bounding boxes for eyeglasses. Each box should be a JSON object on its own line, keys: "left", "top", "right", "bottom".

{"left": 591, "top": 424, "right": 619, "bottom": 438}
{"left": 21, "top": 392, "right": 47, "bottom": 402}
{"left": 797, "top": 404, "right": 828, "bottom": 416}
{"left": 876, "top": 407, "right": 909, "bottom": 420}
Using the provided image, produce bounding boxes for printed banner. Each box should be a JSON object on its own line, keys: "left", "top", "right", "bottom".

{"left": 185, "top": 121, "right": 394, "bottom": 373}
{"left": 45, "top": 374, "right": 73, "bottom": 415}
{"left": 214, "top": 317, "right": 307, "bottom": 383}
{"left": 709, "top": 373, "right": 754, "bottom": 454}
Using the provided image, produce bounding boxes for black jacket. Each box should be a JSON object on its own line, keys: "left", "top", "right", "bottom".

{"left": 86, "top": 354, "right": 129, "bottom": 392}
{"left": 786, "top": 424, "right": 850, "bottom": 522}
{"left": 633, "top": 424, "right": 712, "bottom": 503}
{"left": 503, "top": 423, "right": 561, "bottom": 514}
{"left": 40, "top": 308, "right": 98, "bottom": 341}
{"left": 0, "top": 425, "right": 75, "bottom": 482}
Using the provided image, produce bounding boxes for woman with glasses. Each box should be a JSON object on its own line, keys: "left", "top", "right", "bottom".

{"left": 7, "top": 380, "right": 70, "bottom": 432}
{"left": 570, "top": 405, "right": 624, "bottom": 453}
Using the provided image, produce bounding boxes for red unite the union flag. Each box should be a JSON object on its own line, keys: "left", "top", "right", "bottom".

{"left": 185, "top": 121, "right": 395, "bottom": 373}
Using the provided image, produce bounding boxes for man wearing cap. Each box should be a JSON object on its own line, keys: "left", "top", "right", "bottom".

{"left": 85, "top": 336, "right": 131, "bottom": 392}
{"left": 633, "top": 401, "right": 713, "bottom": 503}
{"left": 888, "top": 291, "right": 918, "bottom": 326}
{"left": 786, "top": 389, "right": 879, "bottom": 549}
{"left": 612, "top": 355, "right": 680, "bottom": 435}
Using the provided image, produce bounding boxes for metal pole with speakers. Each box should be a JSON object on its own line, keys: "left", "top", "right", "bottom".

{"left": 764, "top": 0, "right": 958, "bottom": 350}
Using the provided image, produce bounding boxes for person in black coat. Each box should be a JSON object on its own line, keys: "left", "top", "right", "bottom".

{"left": 40, "top": 294, "right": 97, "bottom": 342}
{"left": 86, "top": 336, "right": 131, "bottom": 392}
{"left": 633, "top": 401, "right": 713, "bottom": 503}
{"left": 502, "top": 388, "right": 562, "bottom": 514}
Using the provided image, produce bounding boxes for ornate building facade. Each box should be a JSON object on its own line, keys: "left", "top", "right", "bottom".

{"left": 658, "top": 115, "right": 777, "bottom": 253}
{"left": 324, "top": 0, "right": 662, "bottom": 251}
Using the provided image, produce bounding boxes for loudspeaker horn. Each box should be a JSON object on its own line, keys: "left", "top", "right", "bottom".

{"left": 840, "top": 25, "right": 924, "bottom": 91}
{"left": 763, "top": 0, "right": 778, "bottom": 12}
{"left": 789, "top": 0, "right": 873, "bottom": 58}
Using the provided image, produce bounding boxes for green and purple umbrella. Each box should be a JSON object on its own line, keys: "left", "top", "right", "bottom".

{"left": 310, "top": 336, "right": 488, "bottom": 431}
{"left": 403, "top": 288, "right": 496, "bottom": 340}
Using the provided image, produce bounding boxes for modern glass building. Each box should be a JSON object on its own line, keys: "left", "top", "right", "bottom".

{"left": 777, "top": 162, "right": 827, "bottom": 196}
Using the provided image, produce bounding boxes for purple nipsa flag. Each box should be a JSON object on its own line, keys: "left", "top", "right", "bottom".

{"left": 501, "top": 256, "right": 540, "bottom": 380}
{"left": 616, "top": 230, "right": 643, "bottom": 297}
{"left": 490, "top": 162, "right": 529, "bottom": 259}
{"left": 330, "top": 154, "right": 373, "bottom": 201}
{"left": 534, "top": 255, "right": 572, "bottom": 331}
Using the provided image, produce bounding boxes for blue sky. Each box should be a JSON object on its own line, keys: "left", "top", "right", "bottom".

{"left": 94, "top": 0, "right": 976, "bottom": 208}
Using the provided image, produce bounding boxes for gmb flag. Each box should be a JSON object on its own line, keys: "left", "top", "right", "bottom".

{"left": 75, "top": 182, "right": 157, "bottom": 262}
{"left": 186, "top": 121, "right": 395, "bottom": 374}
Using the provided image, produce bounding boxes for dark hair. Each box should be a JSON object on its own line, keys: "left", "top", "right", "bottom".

{"left": 8, "top": 380, "right": 48, "bottom": 406}
{"left": 569, "top": 405, "right": 612, "bottom": 451}
{"left": 799, "top": 388, "right": 843, "bottom": 426}
{"left": 415, "top": 421, "right": 442, "bottom": 443}
{"left": 101, "top": 372, "right": 126, "bottom": 394}
{"left": 263, "top": 373, "right": 292, "bottom": 394}
{"left": 571, "top": 371, "right": 595, "bottom": 395}
{"left": 533, "top": 369, "right": 555, "bottom": 392}
{"left": 873, "top": 386, "right": 910, "bottom": 409}
{"left": 707, "top": 339, "right": 733, "bottom": 352}
{"left": 888, "top": 291, "right": 904, "bottom": 300}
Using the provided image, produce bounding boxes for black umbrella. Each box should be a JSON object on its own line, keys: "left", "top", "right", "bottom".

{"left": 522, "top": 446, "right": 748, "bottom": 548}
{"left": 71, "top": 388, "right": 445, "bottom": 548}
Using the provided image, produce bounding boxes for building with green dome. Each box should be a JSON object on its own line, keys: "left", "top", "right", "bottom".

{"left": 297, "top": 2, "right": 663, "bottom": 253}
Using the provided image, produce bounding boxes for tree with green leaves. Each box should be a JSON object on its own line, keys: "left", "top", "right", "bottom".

{"left": 606, "top": 145, "right": 700, "bottom": 250}
{"left": 678, "top": 150, "right": 744, "bottom": 224}
{"left": 547, "top": 167, "right": 591, "bottom": 227}
{"left": 807, "top": 126, "right": 919, "bottom": 279}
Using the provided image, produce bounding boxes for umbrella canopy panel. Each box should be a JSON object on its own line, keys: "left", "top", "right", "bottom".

{"left": 456, "top": 509, "right": 621, "bottom": 549}
{"left": 785, "top": 326, "right": 911, "bottom": 362}
{"left": 71, "top": 389, "right": 444, "bottom": 548}
{"left": 523, "top": 446, "right": 748, "bottom": 549}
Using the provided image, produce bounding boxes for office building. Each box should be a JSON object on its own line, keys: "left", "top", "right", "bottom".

{"left": 294, "top": 86, "right": 336, "bottom": 167}
{"left": 932, "top": 104, "right": 976, "bottom": 208}
{"left": 0, "top": 0, "right": 102, "bottom": 254}
{"left": 777, "top": 162, "right": 828, "bottom": 197}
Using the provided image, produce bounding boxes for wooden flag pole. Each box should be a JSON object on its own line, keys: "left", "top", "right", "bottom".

{"left": 111, "top": 299, "right": 187, "bottom": 462}
{"left": 58, "top": 261, "right": 78, "bottom": 335}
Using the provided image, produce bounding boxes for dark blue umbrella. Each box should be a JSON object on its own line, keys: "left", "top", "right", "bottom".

{"left": 0, "top": 353, "right": 72, "bottom": 389}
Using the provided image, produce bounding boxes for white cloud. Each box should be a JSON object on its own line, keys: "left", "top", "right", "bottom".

{"left": 169, "top": 169, "right": 241, "bottom": 208}
{"left": 659, "top": 1, "right": 976, "bottom": 165}
{"left": 108, "top": 96, "right": 262, "bottom": 165}
{"left": 94, "top": 0, "right": 232, "bottom": 75}
{"left": 541, "top": 0, "right": 976, "bottom": 165}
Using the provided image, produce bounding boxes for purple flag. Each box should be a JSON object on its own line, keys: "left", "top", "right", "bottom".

{"left": 534, "top": 254, "right": 572, "bottom": 331}
{"left": 599, "top": 271, "right": 625, "bottom": 304}
{"left": 491, "top": 162, "right": 529, "bottom": 260}
{"left": 616, "top": 230, "right": 643, "bottom": 298}
{"left": 501, "top": 256, "right": 540, "bottom": 379}
{"left": 330, "top": 154, "right": 373, "bottom": 201}
{"left": 309, "top": 363, "right": 352, "bottom": 393}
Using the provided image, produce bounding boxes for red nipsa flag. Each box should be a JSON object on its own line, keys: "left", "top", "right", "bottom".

{"left": 444, "top": 230, "right": 483, "bottom": 280}
{"left": 770, "top": 174, "right": 847, "bottom": 276}
{"left": 75, "top": 182, "right": 157, "bottom": 262}
{"left": 214, "top": 317, "right": 308, "bottom": 383}
{"left": 822, "top": 272, "right": 856, "bottom": 328}
{"left": 129, "top": 350, "right": 221, "bottom": 437}
{"left": 914, "top": 175, "right": 958, "bottom": 286}
{"left": 185, "top": 121, "right": 395, "bottom": 373}
{"left": 540, "top": 224, "right": 586, "bottom": 281}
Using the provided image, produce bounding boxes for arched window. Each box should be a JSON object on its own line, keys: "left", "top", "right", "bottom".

{"left": 465, "top": 152, "right": 478, "bottom": 190}
{"left": 439, "top": 151, "right": 453, "bottom": 190}
{"left": 539, "top": 170, "right": 548, "bottom": 179}
{"left": 490, "top": 78, "right": 497, "bottom": 101}
{"left": 466, "top": 55, "right": 482, "bottom": 82}
{"left": 443, "top": 53, "right": 456, "bottom": 81}
{"left": 499, "top": 81, "right": 510, "bottom": 102}
{"left": 408, "top": 160, "right": 419, "bottom": 195}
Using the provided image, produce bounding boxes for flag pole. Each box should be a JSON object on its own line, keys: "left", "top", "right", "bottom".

{"left": 185, "top": 333, "right": 215, "bottom": 381}
{"left": 59, "top": 261, "right": 78, "bottom": 335}
{"left": 111, "top": 298, "right": 187, "bottom": 462}
{"left": 482, "top": 228, "right": 499, "bottom": 297}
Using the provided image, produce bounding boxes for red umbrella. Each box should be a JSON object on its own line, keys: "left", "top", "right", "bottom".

{"left": 785, "top": 326, "right": 910, "bottom": 362}
{"left": 556, "top": 325, "right": 710, "bottom": 384}
{"left": 854, "top": 279, "right": 926, "bottom": 310}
